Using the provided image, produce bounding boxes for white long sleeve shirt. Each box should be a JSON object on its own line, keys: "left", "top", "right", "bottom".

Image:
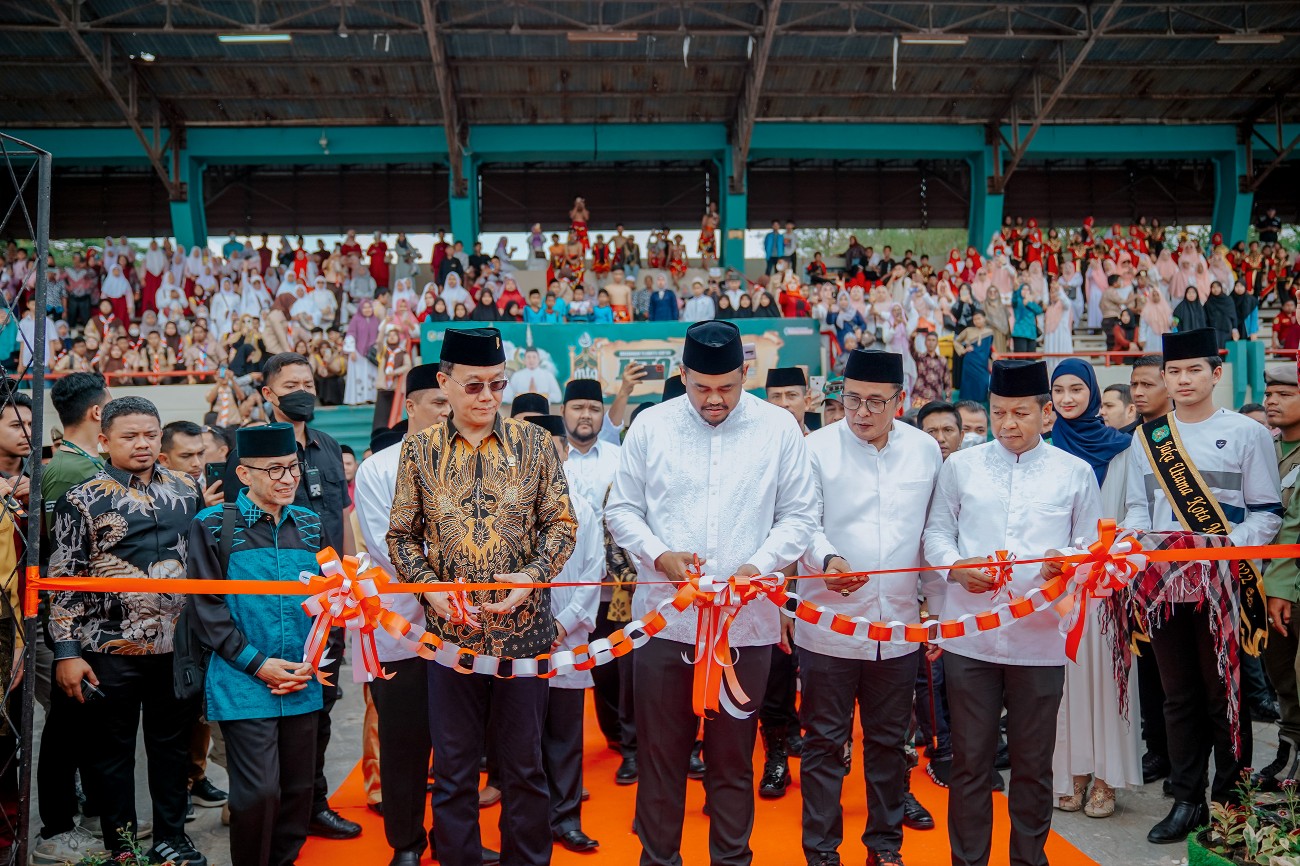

{"left": 504, "top": 367, "right": 563, "bottom": 404}
{"left": 797, "top": 419, "right": 944, "bottom": 660}
{"left": 549, "top": 476, "right": 603, "bottom": 689}
{"left": 564, "top": 438, "right": 621, "bottom": 517}
{"left": 1122, "top": 409, "right": 1282, "bottom": 547}
{"left": 923, "top": 437, "right": 1102, "bottom": 667}
{"left": 353, "top": 438, "right": 426, "bottom": 663}
{"left": 605, "top": 392, "right": 819, "bottom": 647}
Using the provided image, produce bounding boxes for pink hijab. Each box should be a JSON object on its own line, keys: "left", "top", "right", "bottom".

{"left": 970, "top": 267, "right": 991, "bottom": 303}
{"left": 1142, "top": 284, "right": 1173, "bottom": 336}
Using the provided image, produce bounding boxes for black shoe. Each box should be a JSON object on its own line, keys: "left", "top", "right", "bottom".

{"left": 482, "top": 848, "right": 500, "bottom": 866}
{"left": 994, "top": 739, "right": 1010, "bottom": 770}
{"left": 388, "top": 851, "right": 420, "bottom": 866}
{"left": 184, "top": 797, "right": 196, "bottom": 824}
{"left": 866, "top": 848, "right": 905, "bottom": 866}
{"left": 992, "top": 770, "right": 1005, "bottom": 792}
{"left": 1148, "top": 800, "right": 1208, "bottom": 844}
{"left": 1252, "top": 735, "right": 1299, "bottom": 792}
{"left": 759, "top": 727, "right": 790, "bottom": 799}
{"left": 1251, "top": 699, "right": 1282, "bottom": 723}
{"left": 148, "top": 835, "right": 208, "bottom": 866}
{"left": 615, "top": 753, "right": 639, "bottom": 785}
{"left": 189, "top": 778, "right": 228, "bottom": 808}
{"left": 554, "top": 829, "right": 599, "bottom": 852}
{"left": 787, "top": 730, "right": 804, "bottom": 758}
{"left": 901, "top": 793, "right": 934, "bottom": 830}
{"left": 368, "top": 802, "right": 384, "bottom": 816}
{"left": 926, "top": 757, "right": 951, "bottom": 788}
{"left": 687, "top": 741, "right": 706, "bottom": 780}
{"left": 1142, "top": 752, "right": 1171, "bottom": 785}
{"left": 308, "top": 808, "right": 362, "bottom": 840}
{"left": 1162, "top": 778, "right": 1173, "bottom": 797}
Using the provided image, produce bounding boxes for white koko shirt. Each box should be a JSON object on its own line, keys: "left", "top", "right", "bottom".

{"left": 548, "top": 471, "right": 604, "bottom": 690}
{"left": 797, "top": 419, "right": 944, "bottom": 661}
{"left": 923, "top": 437, "right": 1101, "bottom": 667}
{"left": 606, "top": 392, "right": 818, "bottom": 647}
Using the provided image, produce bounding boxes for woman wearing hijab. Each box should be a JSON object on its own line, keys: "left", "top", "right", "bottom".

{"left": 1138, "top": 282, "right": 1172, "bottom": 349}
{"left": 1042, "top": 284, "right": 1074, "bottom": 375}
{"left": 982, "top": 288, "right": 1011, "bottom": 354}
{"left": 264, "top": 292, "right": 296, "bottom": 356}
{"left": 142, "top": 240, "right": 167, "bottom": 314}
{"left": 423, "top": 298, "right": 450, "bottom": 323}
{"left": 1048, "top": 359, "right": 1143, "bottom": 818}
{"left": 1085, "top": 257, "right": 1107, "bottom": 331}
{"left": 1203, "top": 280, "right": 1238, "bottom": 350}
{"left": 502, "top": 300, "right": 523, "bottom": 322}
{"left": 1172, "top": 285, "right": 1208, "bottom": 332}
{"left": 1232, "top": 280, "right": 1259, "bottom": 339}
{"left": 100, "top": 264, "right": 134, "bottom": 324}
{"left": 344, "top": 298, "right": 380, "bottom": 405}
{"left": 827, "top": 292, "right": 866, "bottom": 345}
{"left": 470, "top": 289, "right": 499, "bottom": 322}
{"left": 715, "top": 294, "right": 736, "bottom": 319}
{"left": 753, "top": 291, "right": 780, "bottom": 317}
{"left": 735, "top": 293, "right": 754, "bottom": 318}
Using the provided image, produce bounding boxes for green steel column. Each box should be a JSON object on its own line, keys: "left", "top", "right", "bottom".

{"left": 720, "top": 152, "right": 747, "bottom": 270}
{"left": 967, "top": 146, "right": 1004, "bottom": 252}
{"left": 1228, "top": 340, "right": 1248, "bottom": 407}
{"left": 1247, "top": 339, "right": 1266, "bottom": 403}
{"left": 448, "top": 156, "right": 479, "bottom": 248}
{"left": 1212, "top": 146, "right": 1254, "bottom": 246}
{"left": 168, "top": 151, "right": 207, "bottom": 252}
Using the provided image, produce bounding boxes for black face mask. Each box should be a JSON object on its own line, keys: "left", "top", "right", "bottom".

{"left": 276, "top": 389, "right": 316, "bottom": 423}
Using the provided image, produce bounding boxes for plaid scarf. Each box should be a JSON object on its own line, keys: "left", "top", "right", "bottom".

{"left": 1104, "top": 530, "right": 1242, "bottom": 753}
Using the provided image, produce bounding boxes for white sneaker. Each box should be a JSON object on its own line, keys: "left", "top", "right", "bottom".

{"left": 79, "top": 816, "right": 153, "bottom": 841}
{"left": 30, "top": 827, "right": 106, "bottom": 865}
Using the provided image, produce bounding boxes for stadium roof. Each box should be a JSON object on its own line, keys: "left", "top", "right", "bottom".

{"left": 4, "top": 1, "right": 1300, "bottom": 131}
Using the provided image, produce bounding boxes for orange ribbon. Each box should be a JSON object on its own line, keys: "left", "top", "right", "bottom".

{"left": 299, "top": 548, "right": 403, "bottom": 684}
{"left": 1057, "top": 519, "right": 1147, "bottom": 662}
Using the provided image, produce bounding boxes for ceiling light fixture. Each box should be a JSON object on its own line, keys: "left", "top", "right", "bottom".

{"left": 217, "top": 32, "right": 292, "bottom": 43}
{"left": 566, "top": 30, "right": 638, "bottom": 43}
{"left": 898, "top": 33, "right": 969, "bottom": 46}
{"left": 1217, "top": 32, "right": 1284, "bottom": 45}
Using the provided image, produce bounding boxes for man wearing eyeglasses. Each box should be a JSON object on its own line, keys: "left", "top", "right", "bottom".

{"left": 187, "top": 423, "right": 323, "bottom": 866}
{"left": 794, "top": 350, "right": 944, "bottom": 866}
{"left": 388, "top": 327, "right": 577, "bottom": 866}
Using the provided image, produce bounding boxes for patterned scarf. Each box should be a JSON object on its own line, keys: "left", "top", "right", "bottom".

{"left": 1104, "top": 531, "right": 1242, "bottom": 752}
{"left": 602, "top": 486, "right": 636, "bottom": 623}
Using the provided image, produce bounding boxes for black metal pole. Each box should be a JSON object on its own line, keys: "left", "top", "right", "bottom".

{"left": 16, "top": 145, "right": 51, "bottom": 866}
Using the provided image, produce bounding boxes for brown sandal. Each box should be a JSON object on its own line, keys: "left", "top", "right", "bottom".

{"left": 1057, "top": 774, "right": 1089, "bottom": 812}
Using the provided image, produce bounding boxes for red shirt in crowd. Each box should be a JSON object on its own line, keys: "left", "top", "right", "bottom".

{"left": 1274, "top": 311, "right": 1300, "bottom": 351}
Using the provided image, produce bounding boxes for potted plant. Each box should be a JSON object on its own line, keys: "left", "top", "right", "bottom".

{"left": 1194, "top": 775, "right": 1300, "bottom": 866}
{"left": 72, "top": 830, "right": 155, "bottom": 866}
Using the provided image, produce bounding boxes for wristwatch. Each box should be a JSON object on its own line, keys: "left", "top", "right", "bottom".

{"left": 823, "top": 553, "right": 840, "bottom": 572}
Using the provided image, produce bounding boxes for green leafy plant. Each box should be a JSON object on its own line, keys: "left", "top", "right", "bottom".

{"left": 1201, "top": 772, "right": 1300, "bottom": 865}
{"left": 73, "top": 827, "right": 153, "bottom": 866}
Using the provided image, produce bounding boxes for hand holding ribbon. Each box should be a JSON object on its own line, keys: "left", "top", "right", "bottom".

{"left": 1056, "top": 519, "right": 1148, "bottom": 662}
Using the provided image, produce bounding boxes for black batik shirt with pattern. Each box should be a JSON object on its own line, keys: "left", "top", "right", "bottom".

{"left": 49, "top": 463, "right": 200, "bottom": 659}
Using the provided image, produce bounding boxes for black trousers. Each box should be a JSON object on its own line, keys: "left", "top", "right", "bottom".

{"left": 222, "top": 712, "right": 318, "bottom": 866}
{"left": 633, "top": 637, "right": 772, "bottom": 866}
{"left": 85, "top": 652, "right": 197, "bottom": 852}
{"left": 1150, "top": 603, "right": 1252, "bottom": 804}
{"left": 38, "top": 657, "right": 97, "bottom": 837}
{"left": 427, "top": 662, "right": 550, "bottom": 866}
{"left": 913, "top": 654, "right": 952, "bottom": 761}
{"left": 370, "top": 657, "right": 434, "bottom": 854}
{"left": 618, "top": 643, "right": 638, "bottom": 755}
{"left": 1011, "top": 337, "right": 1037, "bottom": 354}
{"left": 759, "top": 646, "right": 799, "bottom": 735}
{"left": 542, "top": 687, "right": 586, "bottom": 834}
{"left": 799, "top": 649, "right": 919, "bottom": 860}
{"left": 590, "top": 602, "right": 624, "bottom": 748}
{"left": 311, "top": 639, "right": 342, "bottom": 814}
{"left": 1135, "top": 640, "right": 1169, "bottom": 761}
{"left": 66, "top": 295, "right": 92, "bottom": 330}
{"left": 945, "top": 653, "right": 1064, "bottom": 866}
{"left": 1262, "top": 600, "right": 1300, "bottom": 743}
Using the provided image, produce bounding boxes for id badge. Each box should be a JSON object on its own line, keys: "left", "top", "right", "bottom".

{"left": 305, "top": 465, "right": 323, "bottom": 500}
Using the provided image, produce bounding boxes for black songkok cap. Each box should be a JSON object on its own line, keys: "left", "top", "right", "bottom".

{"left": 405, "top": 363, "right": 441, "bottom": 396}
{"left": 1161, "top": 328, "right": 1220, "bottom": 363}
{"left": 237, "top": 422, "right": 297, "bottom": 458}
{"left": 765, "top": 367, "right": 807, "bottom": 389}
{"left": 370, "top": 419, "right": 408, "bottom": 454}
{"left": 509, "top": 393, "right": 551, "bottom": 418}
{"left": 681, "top": 320, "right": 743, "bottom": 375}
{"left": 662, "top": 373, "right": 687, "bottom": 402}
{"left": 563, "top": 378, "right": 604, "bottom": 404}
{"left": 526, "top": 415, "right": 567, "bottom": 438}
{"left": 843, "top": 350, "right": 904, "bottom": 385}
{"left": 440, "top": 327, "right": 505, "bottom": 367}
{"left": 990, "top": 360, "right": 1050, "bottom": 398}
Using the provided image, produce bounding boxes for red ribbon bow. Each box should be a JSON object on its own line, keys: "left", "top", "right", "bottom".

{"left": 1060, "top": 519, "right": 1147, "bottom": 662}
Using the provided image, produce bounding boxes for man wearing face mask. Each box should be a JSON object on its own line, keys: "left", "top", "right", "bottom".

{"left": 221, "top": 352, "right": 360, "bottom": 842}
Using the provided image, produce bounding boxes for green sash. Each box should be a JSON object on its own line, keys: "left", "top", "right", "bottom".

{"left": 1139, "top": 414, "right": 1268, "bottom": 656}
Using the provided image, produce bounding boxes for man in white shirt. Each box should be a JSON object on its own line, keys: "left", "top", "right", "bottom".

{"left": 354, "top": 366, "right": 501, "bottom": 866}
{"left": 606, "top": 321, "right": 817, "bottom": 866}
{"left": 681, "top": 279, "right": 716, "bottom": 322}
{"left": 525, "top": 414, "right": 604, "bottom": 854}
{"left": 924, "top": 360, "right": 1101, "bottom": 866}
{"left": 1123, "top": 329, "right": 1283, "bottom": 844}
{"left": 504, "top": 347, "right": 563, "bottom": 405}
{"left": 798, "top": 351, "right": 943, "bottom": 866}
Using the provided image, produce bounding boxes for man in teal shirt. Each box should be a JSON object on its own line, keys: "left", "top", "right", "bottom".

{"left": 188, "top": 423, "right": 323, "bottom": 866}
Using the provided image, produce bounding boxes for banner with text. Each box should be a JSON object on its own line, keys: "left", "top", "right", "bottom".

{"left": 421, "top": 321, "right": 824, "bottom": 401}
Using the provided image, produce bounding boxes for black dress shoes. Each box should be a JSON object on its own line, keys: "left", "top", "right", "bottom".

{"left": 615, "top": 753, "right": 639, "bottom": 785}
{"left": 427, "top": 845, "right": 501, "bottom": 864}
{"left": 1142, "top": 752, "right": 1171, "bottom": 784}
{"left": 554, "top": 829, "right": 600, "bottom": 852}
{"left": 308, "top": 808, "right": 362, "bottom": 839}
{"left": 687, "top": 741, "right": 706, "bottom": 780}
{"left": 1148, "top": 800, "right": 1208, "bottom": 844}
{"left": 901, "top": 793, "right": 934, "bottom": 830}
{"left": 389, "top": 851, "right": 420, "bottom": 866}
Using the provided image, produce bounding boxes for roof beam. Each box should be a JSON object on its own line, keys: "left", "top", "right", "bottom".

{"left": 418, "top": 0, "right": 466, "bottom": 196}
{"left": 42, "top": 0, "right": 181, "bottom": 198}
{"left": 991, "top": 0, "right": 1126, "bottom": 193}
{"left": 731, "top": 0, "right": 781, "bottom": 194}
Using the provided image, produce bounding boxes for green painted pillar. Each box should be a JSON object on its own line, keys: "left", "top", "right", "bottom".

{"left": 168, "top": 151, "right": 207, "bottom": 252}
{"left": 967, "top": 146, "right": 1004, "bottom": 252}
{"left": 1246, "top": 338, "right": 1266, "bottom": 403}
{"left": 448, "top": 156, "right": 479, "bottom": 248}
{"left": 1228, "top": 340, "right": 1249, "bottom": 407}
{"left": 1212, "top": 146, "right": 1253, "bottom": 247}
{"left": 720, "top": 151, "right": 747, "bottom": 271}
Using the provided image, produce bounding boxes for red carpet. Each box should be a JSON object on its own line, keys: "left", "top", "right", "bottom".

{"left": 299, "top": 694, "right": 1097, "bottom": 865}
